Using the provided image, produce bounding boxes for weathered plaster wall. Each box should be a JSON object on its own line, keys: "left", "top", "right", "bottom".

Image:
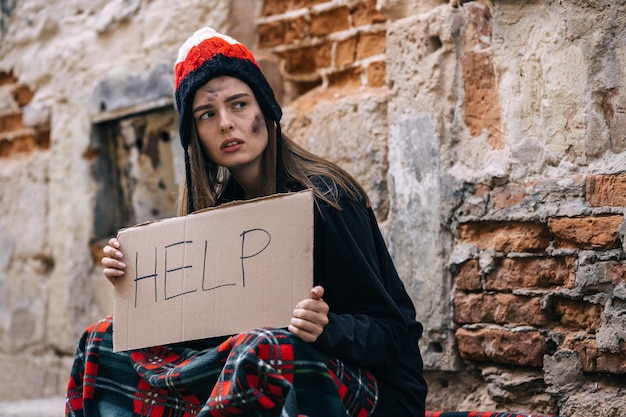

{"left": 0, "top": 0, "right": 251, "bottom": 402}
{"left": 1, "top": 0, "right": 625, "bottom": 416}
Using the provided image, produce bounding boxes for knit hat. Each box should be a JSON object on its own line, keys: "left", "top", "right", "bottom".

{"left": 174, "top": 27, "right": 283, "bottom": 213}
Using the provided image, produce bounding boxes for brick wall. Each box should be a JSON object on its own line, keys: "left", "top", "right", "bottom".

{"left": 258, "top": 0, "right": 626, "bottom": 374}
{"left": 254, "top": 2, "right": 626, "bottom": 413}
{"left": 257, "top": 0, "right": 387, "bottom": 99}
{"left": 453, "top": 176, "right": 626, "bottom": 374}
{"left": 0, "top": 72, "right": 49, "bottom": 157}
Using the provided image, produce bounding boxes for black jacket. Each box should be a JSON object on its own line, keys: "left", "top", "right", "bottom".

{"left": 308, "top": 183, "right": 427, "bottom": 416}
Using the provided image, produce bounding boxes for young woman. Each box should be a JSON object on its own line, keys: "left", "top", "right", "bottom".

{"left": 66, "top": 27, "right": 427, "bottom": 417}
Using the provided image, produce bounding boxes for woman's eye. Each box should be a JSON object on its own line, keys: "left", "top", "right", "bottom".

{"left": 233, "top": 101, "right": 247, "bottom": 109}
{"left": 199, "top": 111, "right": 215, "bottom": 120}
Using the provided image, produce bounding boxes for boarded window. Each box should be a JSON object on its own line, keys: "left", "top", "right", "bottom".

{"left": 90, "top": 106, "right": 183, "bottom": 240}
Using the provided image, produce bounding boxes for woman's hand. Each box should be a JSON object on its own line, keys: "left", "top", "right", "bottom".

{"left": 288, "top": 285, "right": 329, "bottom": 343}
{"left": 101, "top": 238, "right": 126, "bottom": 285}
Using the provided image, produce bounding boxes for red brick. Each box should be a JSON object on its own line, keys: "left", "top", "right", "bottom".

{"left": 356, "top": 31, "right": 386, "bottom": 60}
{"left": 284, "top": 16, "right": 310, "bottom": 43}
{"left": 12, "top": 84, "right": 34, "bottom": 107}
{"left": 600, "top": 89, "right": 625, "bottom": 150}
{"left": 562, "top": 335, "right": 626, "bottom": 374}
{"left": 604, "top": 261, "right": 626, "bottom": 285}
{"left": 454, "top": 260, "right": 481, "bottom": 291}
{"left": 12, "top": 133, "right": 37, "bottom": 153}
{"left": 0, "top": 111, "right": 24, "bottom": 133}
{"left": 597, "top": 346, "right": 626, "bottom": 374}
{"left": 351, "top": 0, "right": 386, "bottom": 26}
{"left": 462, "top": 51, "right": 502, "bottom": 149}
{"left": 0, "top": 139, "right": 9, "bottom": 157}
{"left": 335, "top": 35, "right": 358, "bottom": 68}
{"left": 280, "top": 42, "right": 332, "bottom": 75}
{"left": 454, "top": 293, "right": 550, "bottom": 326}
{"left": 366, "top": 60, "right": 386, "bottom": 87}
{"left": 553, "top": 299, "right": 602, "bottom": 333}
{"left": 0, "top": 128, "right": 43, "bottom": 157}
{"left": 310, "top": 6, "right": 350, "bottom": 37}
{"left": 458, "top": 221, "right": 550, "bottom": 253}
{"left": 547, "top": 215, "right": 623, "bottom": 250}
{"left": 586, "top": 174, "right": 626, "bottom": 207}
{"left": 326, "top": 66, "right": 362, "bottom": 88}
{"left": 292, "top": 0, "right": 328, "bottom": 9}
{"left": 474, "top": 184, "right": 491, "bottom": 199}
{"left": 0, "top": 71, "right": 17, "bottom": 86}
{"left": 490, "top": 183, "right": 526, "bottom": 210}
{"left": 258, "top": 21, "right": 286, "bottom": 48}
{"left": 261, "top": 0, "right": 291, "bottom": 16}
{"left": 38, "top": 129, "right": 50, "bottom": 150}
{"left": 463, "top": 2, "right": 492, "bottom": 49}
{"left": 456, "top": 327, "right": 547, "bottom": 367}
{"left": 486, "top": 257, "right": 575, "bottom": 291}
{"left": 489, "top": 176, "right": 584, "bottom": 210}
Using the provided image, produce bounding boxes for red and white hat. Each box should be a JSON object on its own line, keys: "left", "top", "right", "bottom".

{"left": 174, "top": 27, "right": 283, "bottom": 212}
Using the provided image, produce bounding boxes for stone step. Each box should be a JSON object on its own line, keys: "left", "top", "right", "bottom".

{"left": 0, "top": 397, "right": 65, "bottom": 417}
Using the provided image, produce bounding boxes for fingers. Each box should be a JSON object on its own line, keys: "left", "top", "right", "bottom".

{"left": 291, "top": 305, "right": 329, "bottom": 328}
{"left": 102, "top": 264, "right": 125, "bottom": 275}
{"left": 101, "top": 238, "right": 126, "bottom": 284}
{"left": 294, "top": 298, "right": 329, "bottom": 315}
{"left": 289, "top": 288, "right": 329, "bottom": 343}
{"left": 101, "top": 252, "right": 126, "bottom": 270}
{"left": 103, "top": 238, "right": 123, "bottom": 259}
{"left": 288, "top": 322, "right": 321, "bottom": 343}
{"left": 288, "top": 319, "right": 326, "bottom": 343}
{"left": 310, "top": 285, "right": 324, "bottom": 300}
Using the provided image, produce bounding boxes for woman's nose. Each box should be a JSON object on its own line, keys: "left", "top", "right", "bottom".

{"left": 219, "top": 112, "right": 234, "bottom": 133}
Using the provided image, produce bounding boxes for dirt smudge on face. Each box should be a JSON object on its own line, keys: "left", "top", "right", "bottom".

{"left": 251, "top": 114, "right": 265, "bottom": 134}
{"left": 203, "top": 89, "right": 220, "bottom": 101}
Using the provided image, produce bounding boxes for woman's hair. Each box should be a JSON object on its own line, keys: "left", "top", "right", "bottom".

{"left": 176, "top": 119, "right": 369, "bottom": 216}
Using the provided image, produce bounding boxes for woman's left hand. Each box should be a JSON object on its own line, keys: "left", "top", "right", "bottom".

{"left": 288, "top": 285, "right": 329, "bottom": 343}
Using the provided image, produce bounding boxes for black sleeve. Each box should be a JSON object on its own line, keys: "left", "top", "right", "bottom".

{"left": 311, "top": 194, "right": 412, "bottom": 368}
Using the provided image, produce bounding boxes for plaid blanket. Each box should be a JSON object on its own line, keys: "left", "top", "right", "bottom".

{"left": 65, "top": 316, "right": 378, "bottom": 417}
{"left": 426, "top": 412, "right": 561, "bottom": 417}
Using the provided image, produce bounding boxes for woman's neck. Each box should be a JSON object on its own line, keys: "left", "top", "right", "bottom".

{"left": 230, "top": 168, "right": 264, "bottom": 199}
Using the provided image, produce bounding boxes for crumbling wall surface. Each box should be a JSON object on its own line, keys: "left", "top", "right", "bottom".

{"left": 0, "top": 0, "right": 236, "bottom": 402}
{"left": 0, "top": 72, "right": 66, "bottom": 401}
{"left": 382, "top": 0, "right": 626, "bottom": 415}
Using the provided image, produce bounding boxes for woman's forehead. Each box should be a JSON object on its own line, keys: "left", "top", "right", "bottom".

{"left": 196, "top": 75, "right": 252, "bottom": 96}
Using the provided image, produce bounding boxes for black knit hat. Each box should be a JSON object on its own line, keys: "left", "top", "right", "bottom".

{"left": 174, "top": 27, "right": 283, "bottom": 213}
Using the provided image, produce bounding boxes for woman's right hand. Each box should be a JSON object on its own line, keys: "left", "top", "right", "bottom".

{"left": 101, "top": 238, "right": 126, "bottom": 285}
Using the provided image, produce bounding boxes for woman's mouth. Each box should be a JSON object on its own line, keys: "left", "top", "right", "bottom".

{"left": 221, "top": 140, "right": 244, "bottom": 152}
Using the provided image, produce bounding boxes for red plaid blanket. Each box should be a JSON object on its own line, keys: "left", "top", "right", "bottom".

{"left": 65, "top": 316, "right": 378, "bottom": 417}
{"left": 426, "top": 412, "right": 561, "bottom": 417}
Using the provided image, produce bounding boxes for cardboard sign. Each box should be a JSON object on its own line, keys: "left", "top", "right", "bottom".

{"left": 113, "top": 190, "right": 314, "bottom": 352}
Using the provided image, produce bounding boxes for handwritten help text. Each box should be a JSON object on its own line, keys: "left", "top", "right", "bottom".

{"left": 131, "top": 228, "right": 271, "bottom": 307}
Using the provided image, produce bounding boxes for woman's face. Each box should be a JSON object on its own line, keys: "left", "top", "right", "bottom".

{"left": 192, "top": 76, "right": 268, "bottom": 179}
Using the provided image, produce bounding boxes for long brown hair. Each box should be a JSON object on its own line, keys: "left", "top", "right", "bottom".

{"left": 176, "top": 118, "right": 369, "bottom": 216}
